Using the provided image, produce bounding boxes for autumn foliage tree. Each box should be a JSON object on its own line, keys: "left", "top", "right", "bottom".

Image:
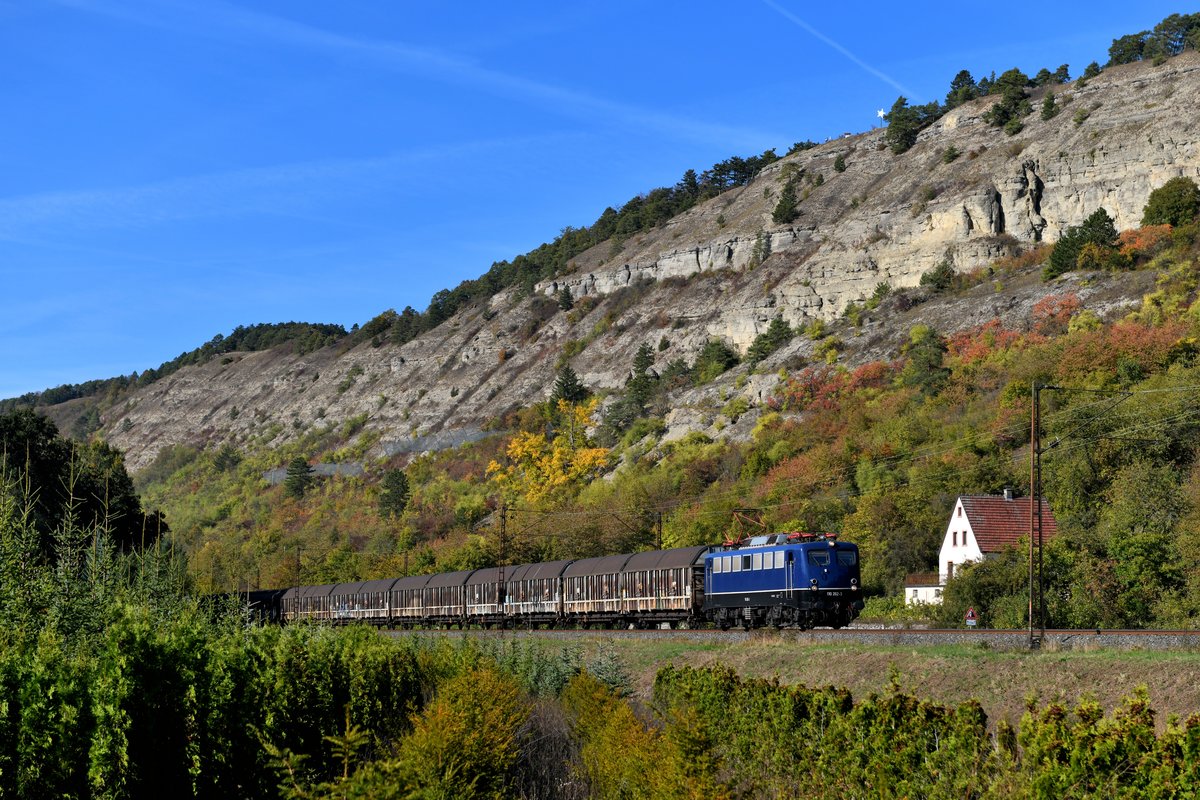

{"left": 488, "top": 399, "right": 609, "bottom": 506}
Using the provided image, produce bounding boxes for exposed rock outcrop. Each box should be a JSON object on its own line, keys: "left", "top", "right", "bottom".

{"left": 46, "top": 55, "right": 1199, "bottom": 471}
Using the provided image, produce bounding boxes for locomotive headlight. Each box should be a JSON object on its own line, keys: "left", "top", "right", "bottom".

{"left": 810, "top": 578, "right": 818, "bottom": 591}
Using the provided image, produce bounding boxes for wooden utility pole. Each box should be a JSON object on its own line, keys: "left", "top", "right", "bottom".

{"left": 497, "top": 501, "right": 508, "bottom": 607}
{"left": 655, "top": 511, "right": 663, "bottom": 550}
{"left": 1029, "top": 382, "right": 1046, "bottom": 650}
{"left": 1032, "top": 381, "right": 1041, "bottom": 652}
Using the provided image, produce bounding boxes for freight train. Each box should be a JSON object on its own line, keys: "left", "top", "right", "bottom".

{"left": 251, "top": 532, "right": 862, "bottom": 631}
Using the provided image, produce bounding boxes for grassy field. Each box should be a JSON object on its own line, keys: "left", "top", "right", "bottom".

{"left": 577, "top": 634, "right": 1200, "bottom": 729}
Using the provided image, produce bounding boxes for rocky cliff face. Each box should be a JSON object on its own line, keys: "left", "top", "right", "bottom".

{"left": 64, "top": 55, "right": 1200, "bottom": 472}
{"left": 541, "top": 55, "right": 1200, "bottom": 342}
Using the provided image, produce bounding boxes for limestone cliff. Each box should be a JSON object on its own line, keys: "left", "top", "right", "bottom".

{"left": 42, "top": 55, "right": 1200, "bottom": 471}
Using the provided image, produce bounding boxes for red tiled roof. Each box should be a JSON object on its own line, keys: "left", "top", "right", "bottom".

{"left": 905, "top": 572, "right": 940, "bottom": 587}
{"left": 959, "top": 495, "right": 1058, "bottom": 552}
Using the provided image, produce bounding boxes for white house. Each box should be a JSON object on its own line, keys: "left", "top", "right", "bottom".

{"left": 905, "top": 491, "right": 1059, "bottom": 606}
{"left": 939, "top": 491, "right": 1058, "bottom": 584}
{"left": 904, "top": 573, "right": 942, "bottom": 605}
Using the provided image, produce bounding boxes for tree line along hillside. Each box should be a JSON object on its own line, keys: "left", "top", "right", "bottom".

{"left": 0, "top": 322, "right": 347, "bottom": 427}
{"left": 104, "top": 177, "right": 1200, "bottom": 634}
{"left": 1, "top": 149, "right": 783, "bottom": 421}
{"left": 885, "top": 11, "right": 1200, "bottom": 149}
{"left": 8, "top": 12, "right": 1197, "bottom": 424}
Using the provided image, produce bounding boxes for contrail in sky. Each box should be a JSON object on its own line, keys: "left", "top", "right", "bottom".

{"left": 54, "top": 0, "right": 784, "bottom": 151}
{"left": 761, "top": 0, "right": 919, "bottom": 100}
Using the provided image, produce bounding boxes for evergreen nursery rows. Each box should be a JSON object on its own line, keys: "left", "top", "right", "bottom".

{"left": 3, "top": 615, "right": 1199, "bottom": 799}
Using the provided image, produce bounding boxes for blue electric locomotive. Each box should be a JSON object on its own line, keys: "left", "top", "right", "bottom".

{"left": 703, "top": 532, "right": 863, "bottom": 630}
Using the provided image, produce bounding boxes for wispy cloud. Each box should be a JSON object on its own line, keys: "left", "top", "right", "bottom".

{"left": 53, "top": 0, "right": 782, "bottom": 150}
{"left": 760, "top": 0, "right": 919, "bottom": 101}
{"left": 0, "top": 136, "right": 554, "bottom": 239}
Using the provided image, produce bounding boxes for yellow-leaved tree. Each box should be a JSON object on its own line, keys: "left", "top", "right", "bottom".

{"left": 487, "top": 399, "right": 609, "bottom": 506}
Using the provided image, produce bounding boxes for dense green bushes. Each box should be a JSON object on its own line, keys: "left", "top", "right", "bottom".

{"left": 0, "top": 614, "right": 418, "bottom": 799}
{"left": 0, "top": 615, "right": 634, "bottom": 800}
{"left": 653, "top": 665, "right": 1200, "bottom": 799}
{"left": 9, "top": 615, "right": 1200, "bottom": 799}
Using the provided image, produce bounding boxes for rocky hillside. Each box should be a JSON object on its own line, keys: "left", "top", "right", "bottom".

{"left": 41, "top": 54, "right": 1200, "bottom": 471}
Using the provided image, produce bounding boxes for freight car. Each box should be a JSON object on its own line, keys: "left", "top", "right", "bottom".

{"left": 274, "top": 534, "right": 862, "bottom": 631}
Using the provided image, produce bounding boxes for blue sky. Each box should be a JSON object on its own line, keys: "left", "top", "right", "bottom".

{"left": 0, "top": 1, "right": 1187, "bottom": 398}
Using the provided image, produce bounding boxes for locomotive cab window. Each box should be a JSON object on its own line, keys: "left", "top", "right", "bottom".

{"left": 807, "top": 550, "right": 830, "bottom": 567}
{"left": 836, "top": 550, "right": 858, "bottom": 567}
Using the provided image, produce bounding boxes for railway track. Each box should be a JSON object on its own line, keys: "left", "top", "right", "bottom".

{"left": 385, "top": 625, "right": 1200, "bottom": 651}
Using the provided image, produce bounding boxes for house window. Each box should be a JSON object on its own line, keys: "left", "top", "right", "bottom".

{"left": 947, "top": 562, "right": 955, "bottom": 579}
{"left": 963, "top": 531, "right": 969, "bottom": 547}
{"left": 952, "top": 531, "right": 957, "bottom": 546}
{"left": 912, "top": 589, "right": 918, "bottom": 599}
{"left": 957, "top": 506, "right": 962, "bottom": 517}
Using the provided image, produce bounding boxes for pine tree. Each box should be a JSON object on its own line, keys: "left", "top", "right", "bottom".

{"left": 378, "top": 469, "right": 410, "bottom": 519}
{"left": 745, "top": 317, "right": 793, "bottom": 366}
{"left": 549, "top": 365, "right": 589, "bottom": 406}
{"left": 884, "top": 96, "right": 920, "bottom": 153}
{"left": 557, "top": 285, "right": 574, "bottom": 311}
{"left": 1041, "top": 92, "right": 1058, "bottom": 120}
{"left": 626, "top": 343, "right": 657, "bottom": 412}
{"left": 772, "top": 180, "right": 799, "bottom": 224}
{"left": 1044, "top": 207, "right": 1118, "bottom": 280}
{"left": 983, "top": 68, "right": 1032, "bottom": 130}
{"left": 901, "top": 325, "right": 949, "bottom": 396}
{"left": 284, "top": 457, "right": 314, "bottom": 499}
{"left": 213, "top": 443, "right": 241, "bottom": 472}
{"left": 944, "top": 70, "right": 979, "bottom": 108}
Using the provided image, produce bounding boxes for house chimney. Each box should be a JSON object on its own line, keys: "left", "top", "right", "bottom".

{"left": 1003, "top": 488, "right": 1013, "bottom": 501}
